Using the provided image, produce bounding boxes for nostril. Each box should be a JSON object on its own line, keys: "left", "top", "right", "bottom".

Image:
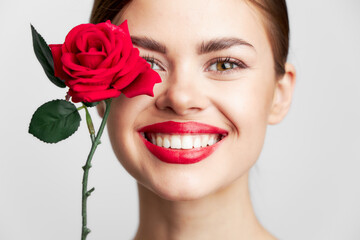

{"left": 155, "top": 88, "right": 209, "bottom": 116}
{"left": 159, "top": 105, "right": 202, "bottom": 116}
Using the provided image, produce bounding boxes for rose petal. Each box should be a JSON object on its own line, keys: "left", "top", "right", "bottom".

{"left": 69, "top": 68, "right": 109, "bottom": 79}
{"left": 112, "top": 57, "right": 147, "bottom": 90}
{"left": 62, "top": 53, "right": 89, "bottom": 73}
{"left": 114, "top": 47, "right": 141, "bottom": 77}
{"left": 76, "top": 51, "right": 107, "bottom": 69}
{"left": 116, "top": 21, "right": 133, "bottom": 62}
{"left": 67, "top": 76, "right": 117, "bottom": 94}
{"left": 68, "top": 80, "right": 111, "bottom": 92}
{"left": 69, "top": 46, "right": 124, "bottom": 78}
{"left": 49, "top": 44, "right": 70, "bottom": 80}
{"left": 118, "top": 20, "right": 130, "bottom": 36}
{"left": 69, "top": 88, "right": 121, "bottom": 103}
{"left": 97, "top": 22, "right": 116, "bottom": 51}
{"left": 75, "top": 33, "right": 88, "bottom": 52}
{"left": 97, "top": 41, "right": 122, "bottom": 69}
{"left": 63, "top": 23, "right": 91, "bottom": 53}
{"left": 66, "top": 75, "right": 113, "bottom": 91}
{"left": 122, "top": 66, "right": 162, "bottom": 98}
{"left": 84, "top": 30, "right": 109, "bottom": 51}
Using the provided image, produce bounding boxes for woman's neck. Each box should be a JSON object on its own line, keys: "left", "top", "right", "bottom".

{"left": 133, "top": 173, "right": 276, "bottom": 240}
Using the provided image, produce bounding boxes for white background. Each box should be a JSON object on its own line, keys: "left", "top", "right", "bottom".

{"left": 1, "top": 0, "right": 359, "bottom": 239}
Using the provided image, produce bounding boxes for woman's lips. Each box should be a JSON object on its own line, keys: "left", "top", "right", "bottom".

{"left": 138, "top": 121, "right": 228, "bottom": 164}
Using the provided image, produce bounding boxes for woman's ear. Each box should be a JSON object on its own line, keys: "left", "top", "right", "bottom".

{"left": 96, "top": 101, "right": 106, "bottom": 118}
{"left": 267, "top": 63, "right": 296, "bottom": 125}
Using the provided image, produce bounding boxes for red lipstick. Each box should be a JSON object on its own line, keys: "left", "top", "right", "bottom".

{"left": 138, "top": 121, "right": 227, "bottom": 164}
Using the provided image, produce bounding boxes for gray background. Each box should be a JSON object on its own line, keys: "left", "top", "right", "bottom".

{"left": 1, "top": 0, "right": 359, "bottom": 239}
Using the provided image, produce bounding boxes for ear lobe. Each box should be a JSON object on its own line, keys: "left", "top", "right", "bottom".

{"left": 267, "top": 63, "right": 296, "bottom": 125}
{"left": 96, "top": 101, "right": 106, "bottom": 118}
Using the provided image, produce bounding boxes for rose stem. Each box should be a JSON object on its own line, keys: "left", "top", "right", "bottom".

{"left": 81, "top": 98, "right": 112, "bottom": 240}
{"left": 77, "top": 105, "right": 85, "bottom": 111}
{"left": 84, "top": 105, "right": 96, "bottom": 143}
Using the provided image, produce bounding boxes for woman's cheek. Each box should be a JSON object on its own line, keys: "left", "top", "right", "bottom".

{"left": 106, "top": 95, "right": 153, "bottom": 176}
{"left": 211, "top": 77, "right": 272, "bottom": 160}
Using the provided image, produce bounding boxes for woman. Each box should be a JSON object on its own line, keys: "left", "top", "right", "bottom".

{"left": 94, "top": 0, "right": 296, "bottom": 239}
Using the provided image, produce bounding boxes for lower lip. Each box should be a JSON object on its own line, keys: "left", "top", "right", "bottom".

{"left": 140, "top": 134, "right": 224, "bottom": 164}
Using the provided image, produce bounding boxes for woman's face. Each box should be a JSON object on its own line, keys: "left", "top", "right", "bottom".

{"left": 107, "top": 0, "right": 280, "bottom": 201}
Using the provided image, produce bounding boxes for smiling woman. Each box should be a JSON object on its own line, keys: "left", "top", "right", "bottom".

{"left": 92, "top": 0, "right": 296, "bottom": 239}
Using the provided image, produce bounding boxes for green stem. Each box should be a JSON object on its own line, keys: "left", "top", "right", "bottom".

{"left": 77, "top": 105, "right": 85, "bottom": 111}
{"left": 81, "top": 98, "right": 112, "bottom": 240}
{"left": 84, "top": 105, "right": 96, "bottom": 143}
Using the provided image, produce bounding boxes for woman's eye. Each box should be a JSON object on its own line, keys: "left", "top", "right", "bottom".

{"left": 210, "top": 61, "right": 236, "bottom": 71}
{"left": 142, "top": 56, "right": 163, "bottom": 70}
{"left": 207, "top": 57, "right": 247, "bottom": 73}
{"left": 148, "top": 61, "right": 162, "bottom": 70}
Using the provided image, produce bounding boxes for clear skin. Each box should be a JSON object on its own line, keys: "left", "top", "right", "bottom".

{"left": 98, "top": 0, "right": 296, "bottom": 239}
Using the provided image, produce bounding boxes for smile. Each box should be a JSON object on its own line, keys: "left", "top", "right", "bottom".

{"left": 138, "top": 121, "right": 228, "bottom": 164}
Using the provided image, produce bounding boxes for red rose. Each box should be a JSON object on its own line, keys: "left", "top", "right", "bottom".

{"left": 49, "top": 20, "right": 161, "bottom": 103}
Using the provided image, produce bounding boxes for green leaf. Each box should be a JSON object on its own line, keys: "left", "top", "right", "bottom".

{"left": 29, "top": 100, "right": 81, "bottom": 143}
{"left": 30, "top": 24, "right": 66, "bottom": 88}
{"left": 82, "top": 101, "right": 100, "bottom": 107}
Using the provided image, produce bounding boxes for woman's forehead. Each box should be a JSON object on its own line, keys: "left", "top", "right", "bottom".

{"left": 117, "top": 0, "right": 269, "bottom": 53}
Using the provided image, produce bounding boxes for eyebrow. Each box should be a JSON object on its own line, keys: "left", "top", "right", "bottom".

{"left": 198, "top": 37, "right": 255, "bottom": 54}
{"left": 131, "top": 36, "right": 167, "bottom": 54}
{"left": 130, "top": 36, "right": 255, "bottom": 55}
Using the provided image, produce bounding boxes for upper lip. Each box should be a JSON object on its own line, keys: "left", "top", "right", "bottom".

{"left": 138, "top": 121, "right": 228, "bottom": 135}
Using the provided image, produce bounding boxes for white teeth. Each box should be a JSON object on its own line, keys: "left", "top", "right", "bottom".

{"left": 144, "top": 133, "right": 223, "bottom": 149}
{"left": 201, "top": 135, "right": 209, "bottom": 147}
{"left": 163, "top": 137, "right": 171, "bottom": 148}
{"left": 208, "top": 136, "right": 215, "bottom": 146}
{"left": 182, "top": 135, "right": 193, "bottom": 149}
{"left": 156, "top": 135, "right": 163, "bottom": 147}
{"left": 194, "top": 136, "right": 201, "bottom": 148}
{"left": 170, "top": 135, "right": 182, "bottom": 149}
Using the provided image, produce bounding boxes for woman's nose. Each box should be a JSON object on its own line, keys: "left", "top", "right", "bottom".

{"left": 155, "top": 68, "right": 209, "bottom": 116}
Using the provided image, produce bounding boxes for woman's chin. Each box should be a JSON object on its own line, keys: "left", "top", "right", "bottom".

{"left": 138, "top": 173, "right": 222, "bottom": 202}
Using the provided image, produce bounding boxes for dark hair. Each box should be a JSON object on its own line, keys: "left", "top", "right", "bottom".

{"left": 247, "top": 0, "right": 289, "bottom": 76}
{"left": 90, "top": 0, "right": 289, "bottom": 76}
{"left": 90, "top": 0, "right": 133, "bottom": 25}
